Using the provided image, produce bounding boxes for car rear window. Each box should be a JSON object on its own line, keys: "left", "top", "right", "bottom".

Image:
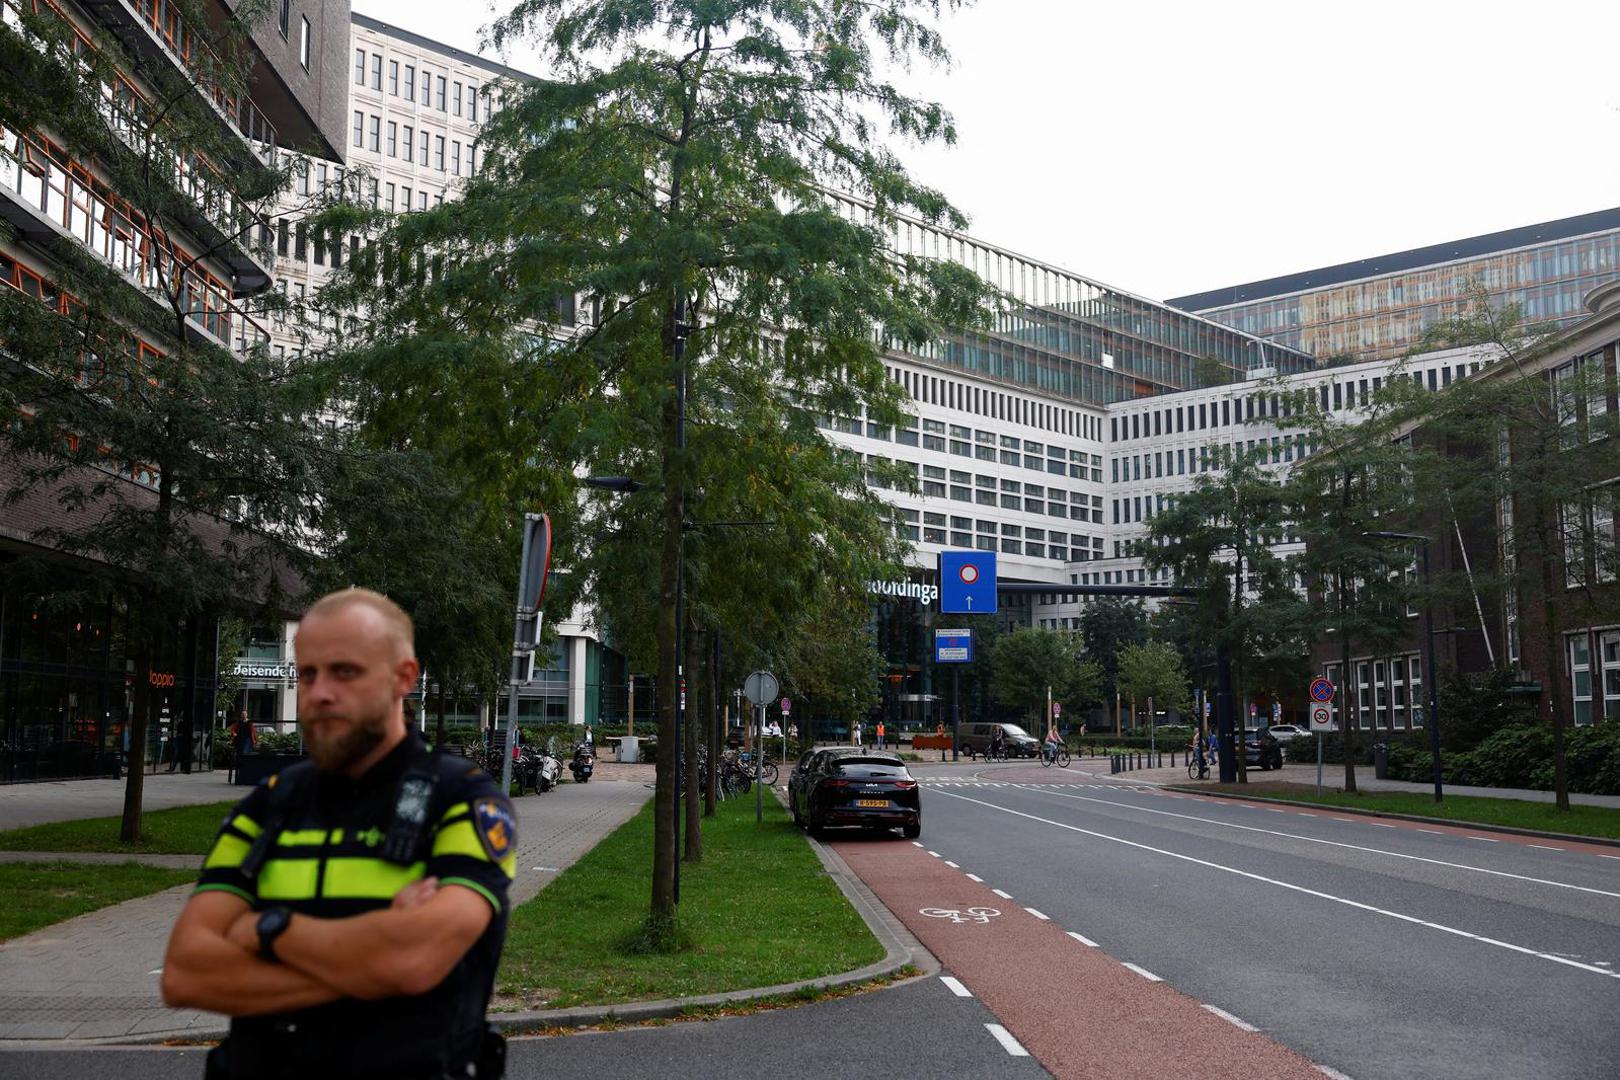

{"left": 833, "top": 758, "right": 911, "bottom": 779}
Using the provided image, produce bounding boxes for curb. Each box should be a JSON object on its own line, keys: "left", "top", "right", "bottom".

{"left": 35, "top": 797, "right": 934, "bottom": 1048}
{"left": 1162, "top": 785, "right": 1620, "bottom": 849}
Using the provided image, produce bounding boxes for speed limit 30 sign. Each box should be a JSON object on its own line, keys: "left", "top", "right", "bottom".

{"left": 1310, "top": 703, "right": 1333, "bottom": 727}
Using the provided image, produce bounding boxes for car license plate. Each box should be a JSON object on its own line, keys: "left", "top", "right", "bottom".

{"left": 855, "top": 798, "right": 889, "bottom": 808}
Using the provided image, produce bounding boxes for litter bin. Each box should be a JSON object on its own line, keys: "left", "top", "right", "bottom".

{"left": 1373, "top": 742, "right": 1389, "bottom": 780}
{"left": 618, "top": 735, "right": 639, "bottom": 764}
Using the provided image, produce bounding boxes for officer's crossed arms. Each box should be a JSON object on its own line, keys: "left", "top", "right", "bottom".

{"left": 160, "top": 590, "right": 516, "bottom": 1076}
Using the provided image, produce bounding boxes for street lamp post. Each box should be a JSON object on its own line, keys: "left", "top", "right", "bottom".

{"left": 1364, "top": 531, "right": 1442, "bottom": 803}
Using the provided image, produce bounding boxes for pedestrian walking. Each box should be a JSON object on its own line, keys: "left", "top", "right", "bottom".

{"left": 852, "top": 721, "right": 863, "bottom": 749}
{"left": 162, "top": 588, "right": 515, "bottom": 1079}
{"left": 226, "top": 710, "right": 255, "bottom": 784}
{"left": 876, "top": 721, "right": 886, "bottom": 750}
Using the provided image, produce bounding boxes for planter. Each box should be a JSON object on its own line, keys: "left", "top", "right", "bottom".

{"left": 235, "top": 752, "right": 307, "bottom": 786}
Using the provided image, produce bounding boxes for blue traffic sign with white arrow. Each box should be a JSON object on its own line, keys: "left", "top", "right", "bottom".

{"left": 939, "top": 551, "right": 997, "bottom": 614}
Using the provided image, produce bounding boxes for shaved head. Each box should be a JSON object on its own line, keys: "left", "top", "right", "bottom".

{"left": 302, "top": 588, "right": 415, "bottom": 660}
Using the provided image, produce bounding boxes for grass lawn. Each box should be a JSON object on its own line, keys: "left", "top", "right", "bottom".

{"left": 0, "top": 801, "right": 234, "bottom": 855}
{"left": 1179, "top": 782, "right": 1620, "bottom": 840}
{"left": 495, "top": 795, "right": 883, "bottom": 1010}
{"left": 0, "top": 862, "right": 196, "bottom": 943}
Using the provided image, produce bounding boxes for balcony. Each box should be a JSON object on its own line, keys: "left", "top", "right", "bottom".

{"left": 1, "top": 131, "right": 271, "bottom": 354}
{"left": 72, "top": 0, "right": 278, "bottom": 166}
{"left": 4, "top": 0, "right": 274, "bottom": 288}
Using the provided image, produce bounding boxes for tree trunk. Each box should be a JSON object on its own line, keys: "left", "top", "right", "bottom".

{"left": 1540, "top": 549, "right": 1572, "bottom": 812}
{"left": 1339, "top": 568, "right": 1358, "bottom": 794}
{"left": 651, "top": 375, "right": 681, "bottom": 923}
{"left": 703, "top": 634, "right": 718, "bottom": 819}
{"left": 683, "top": 622, "right": 702, "bottom": 861}
{"left": 435, "top": 681, "right": 448, "bottom": 748}
{"left": 120, "top": 604, "right": 154, "bottom": 843}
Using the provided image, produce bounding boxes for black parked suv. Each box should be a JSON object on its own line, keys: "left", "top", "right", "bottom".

{"left": 791, "top": 749, "right": 921, "bottom": 839}
{"left": 1244, "top": 730, "right": 1284, "bottom": 771}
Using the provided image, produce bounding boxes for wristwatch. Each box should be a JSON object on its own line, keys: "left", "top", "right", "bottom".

{"left": 256, "top": 906, "right": 293, "bottom": 962}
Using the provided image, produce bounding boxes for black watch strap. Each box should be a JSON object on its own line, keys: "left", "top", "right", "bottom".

{"left": 256, "top": 906, "right": 292, "bottom": 962}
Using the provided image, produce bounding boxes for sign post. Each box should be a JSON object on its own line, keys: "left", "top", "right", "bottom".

{"left": 502, "top": 513, "right": 551, "bottom": 799}
{"left": 780, "top": 697, "right": 790, "bottom": 765}
{"left": 743, "top": 671, "right": 779, "bottom": 824}
{"left": 935, "top": 628, "right": 972, "bottom": 763}
{"left": 1309, "top": 677, "right": 1336, "bottom": 795}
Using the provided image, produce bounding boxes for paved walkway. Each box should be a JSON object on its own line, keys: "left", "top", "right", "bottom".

{"left": 1090, "top": 757, "right": 1620, "bottom": 808}
{"left": 0, "top": 771, "right": 240, "bottom": 832}
{"left": 0, "top": 770, "right": 654, "bottom": 1042}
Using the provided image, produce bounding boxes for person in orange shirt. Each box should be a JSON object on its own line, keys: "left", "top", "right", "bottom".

{"left": 876, "top": 721, "right": 886, "bottom": 750}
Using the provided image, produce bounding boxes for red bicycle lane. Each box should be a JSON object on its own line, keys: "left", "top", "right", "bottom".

{"left": 831, "top": 837, "right": 1331, "bottom": 1080}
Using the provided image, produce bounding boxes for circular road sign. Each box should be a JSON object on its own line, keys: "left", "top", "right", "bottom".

{"left": 1309, "top": 677, "right": 1336, "bottom": 703}
{"left": 743, "top": 670, "right": 780, "bottom": 707}
{"left": 1310, "top": 703, "right": 1333, "bottom": 727}
{"left": 959, "top": 563, "right": 980, "bottom": 585}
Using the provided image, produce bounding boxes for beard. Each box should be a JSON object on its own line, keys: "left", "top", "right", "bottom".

{"left": 302, "top": 706, "right": 391, "bottom": 773}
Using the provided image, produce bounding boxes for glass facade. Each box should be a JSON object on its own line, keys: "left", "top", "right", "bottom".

{"left": 1181, "top": 217, "right": 1620, "bottom": 363}
{"left": 0, "top": 569, "right": 220, "bottom": 780}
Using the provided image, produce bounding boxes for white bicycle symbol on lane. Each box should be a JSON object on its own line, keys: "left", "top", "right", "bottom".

{"left": 920, "top": 906, "right": 1001, "bottom": 924}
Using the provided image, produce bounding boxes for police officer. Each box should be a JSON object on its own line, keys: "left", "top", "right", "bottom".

{"left": 162, "top": 588, "right": 517, "bottom": 1079}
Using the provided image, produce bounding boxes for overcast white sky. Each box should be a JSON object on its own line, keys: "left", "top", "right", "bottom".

{"left": 355, "top": 0, "right": 1620, "bottom": 301}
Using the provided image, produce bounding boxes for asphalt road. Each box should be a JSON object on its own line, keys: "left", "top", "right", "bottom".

{"left": 889, "top": 763, "right": 1620, "bottom": 1080}
{"left": 0, "top": 975, "right": 1051, "bottom": 1079}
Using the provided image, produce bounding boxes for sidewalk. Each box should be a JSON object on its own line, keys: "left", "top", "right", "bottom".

{"left": 0, "top": 772, "right": 654, "bottom": 1042}
{"left": 0, "top": 770, "right": 240, "bottom": 832}
{"left": 1099, "top": 758, "right": 1620, "bottom": 809}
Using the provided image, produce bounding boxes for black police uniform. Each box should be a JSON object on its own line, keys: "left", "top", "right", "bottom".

{"left": 195, "top": 729, "right": 517, "bottom": 1079}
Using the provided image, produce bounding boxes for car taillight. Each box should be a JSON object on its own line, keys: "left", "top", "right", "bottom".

{"left": 889, "top": 780, "right": 917, "bottom": 790}
{"left": 824, "top": 779, "right": 851, "bottom": 788}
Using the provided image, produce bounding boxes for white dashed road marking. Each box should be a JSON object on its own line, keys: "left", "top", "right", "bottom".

{"left": 984, "top": 1023, "right": 1030, "bottom": 1057}
{"left": 931, "top": 789, "right": 1620, "bottom": 981}
{"left": 1529, "top": 844, "right": 1564, "bottom": 851}
{"left": 945, "top": 860, "right": 960, "bottom": 868}
{"left": 1066, "top": 931, "right": 1099, "bottom": 947}
{"left": 1202, "top": 1004, "right": 1257, "bottom": 1032}
{"left": 1025, "top": 907, "right": 1050, "bottom": 920}
{"left": 992, "top": 888, "right": 1013, "bottom": 899}
{"left": 928, "top": 850, "right": 942, "bottom": 857}
{"left": 1122, "top": 962, "right": 1163, "bottom": 982}
{"left": 939, "top": 975, "right": 972, "bottom": 997}
{"left": 966, "top": 873, "right": 984, "bottom": 882}
{"left": 1467, "top": 836, "right": 1501, "bottom": 843}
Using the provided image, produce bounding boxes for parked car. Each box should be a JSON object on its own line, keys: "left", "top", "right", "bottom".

{"left": 1265, "top": 724, "right": 1309, "bottom": 742}
{"left": 1244, "top": 730, "right": 1285, "bottom": 770}
{"left": 791, "top": 749, "right": 921, "bottom": 840}
{"left": 957, "top": 722, "right": 1040, "bottom": 758}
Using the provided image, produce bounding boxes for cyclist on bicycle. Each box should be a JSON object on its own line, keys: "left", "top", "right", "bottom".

{"left": 1192, "top": 733, "right": 1209, "bottom": 779}
{"left": 1043, "top": 725, "right": 1063, "bottom": 763}
{"left": 988, "top": 726, "right": 1005, "bottom": 759}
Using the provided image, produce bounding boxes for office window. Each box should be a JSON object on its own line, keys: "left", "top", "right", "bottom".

{"left": 469, "top": 85, "right": 479, "bottom": 121}
{"left": 436, "top": 75, "right": 447, "bottom": 110}
{"left": 451, "top": 141, "right": 461, "bottom": 176}
{"left": 405, "top": 65, "right": 416, "bottom": 100}
{"left": 370, "top": 53, "right": 382, "bottom": 90}
{"left": 351, "top": 110, "right": 364, "bottom": 147}
{"left": 276, "top": 218, "right": 289, "bottom": 256}
{"left": 386, "top": 121, "right": 397, "bottom": 157}
{"left": 368, "top": 114, "right": 381, "bottom": 152}
{"left": 385, "top": 183, "right": 395, "bottom": 211}
{"left": 420, "top": 67, "right": 432, "bottom": 105}
{"left": 298, "top": 17, "right": 311, "bottom": 68}
{"left": 435, "top": 135, "right": 445, "bottom": 171}
{"left": 278, "top": 0, "right": 290, "bottom": 38}
{"left": 294, "top": 220, "right": 307, "bottom": 259}
{"left": 1571, "top": 635, "right": 1593, "bottom": 725}
{"left": 418, "top": 129, "right": 429, "bottom": 165}
{"left": 401, "top": 185, "right": 412, "bottom": 209}
{"left": 403, "top": 124, "right": 414, "bottom": 159}
{"left": 389, "top": 60, "right": 399, "bottom": 95}
{"left": 419, "top": 191, "right": 428, "bottom": 210}
{"left": 354, "top": 48, "right": 365, "bottom": 86}
{"left": 453, "top": 82, "right": 463, "bottom": 116}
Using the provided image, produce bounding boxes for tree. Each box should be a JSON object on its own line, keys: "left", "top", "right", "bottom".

{"left": 1417, "top": 296, "right": 1620, "bottom": 813}
{"left": 987, "top": 628, "right": 1101, "bottom": 729}
{"left": 1283, "top": 369, "right": 1424, "bottom": 793}
{"left": 1, "top": 1, "right": 330, "bottom": 838}
{"left": 1078, "top": 598, "right": 1149, "bottom": 732}
{"left": 1116, "top": 641, "right": 1190, "bottom": 732}
{"left": 321, "top": 0, "right": 994, "bottom": 930}
{"left": 1142, "top": 445, "right": 1300, "bottom": 781}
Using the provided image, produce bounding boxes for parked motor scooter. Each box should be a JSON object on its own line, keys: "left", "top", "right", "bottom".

{"left": 533, "top": 746, "right": 563, "bottom": 792}
{"left": 569, "top": 742, "right": 594, "bottom": 784}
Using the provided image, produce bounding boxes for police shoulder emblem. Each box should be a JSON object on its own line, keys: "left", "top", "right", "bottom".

{"left": 473, "top": 798, "right": 516, "bottom": 861}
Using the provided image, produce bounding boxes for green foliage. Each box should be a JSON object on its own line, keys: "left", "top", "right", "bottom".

{"left": 1116, "top": 641, "right": 1191, "bottom": 714}
{"left": 497, "top": 795, "right": 881, "bottom": 1007}
{"left": 254, "top": 731, "right": 303, "bottom": 754}
{"left": 0, "top": 863, "right": 197, "bottom": 943}
{"left": 1436, "top": 667, "right": 1542, "bottom": 753}
{"left": 987, "top": 628, "right": 1101, "bottom": 725}
{"left": 1078, "top": 599, "right": 1150, "bottom": 702}
{"left": 0, "top": 800, "right": 235, "bottom": 856}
